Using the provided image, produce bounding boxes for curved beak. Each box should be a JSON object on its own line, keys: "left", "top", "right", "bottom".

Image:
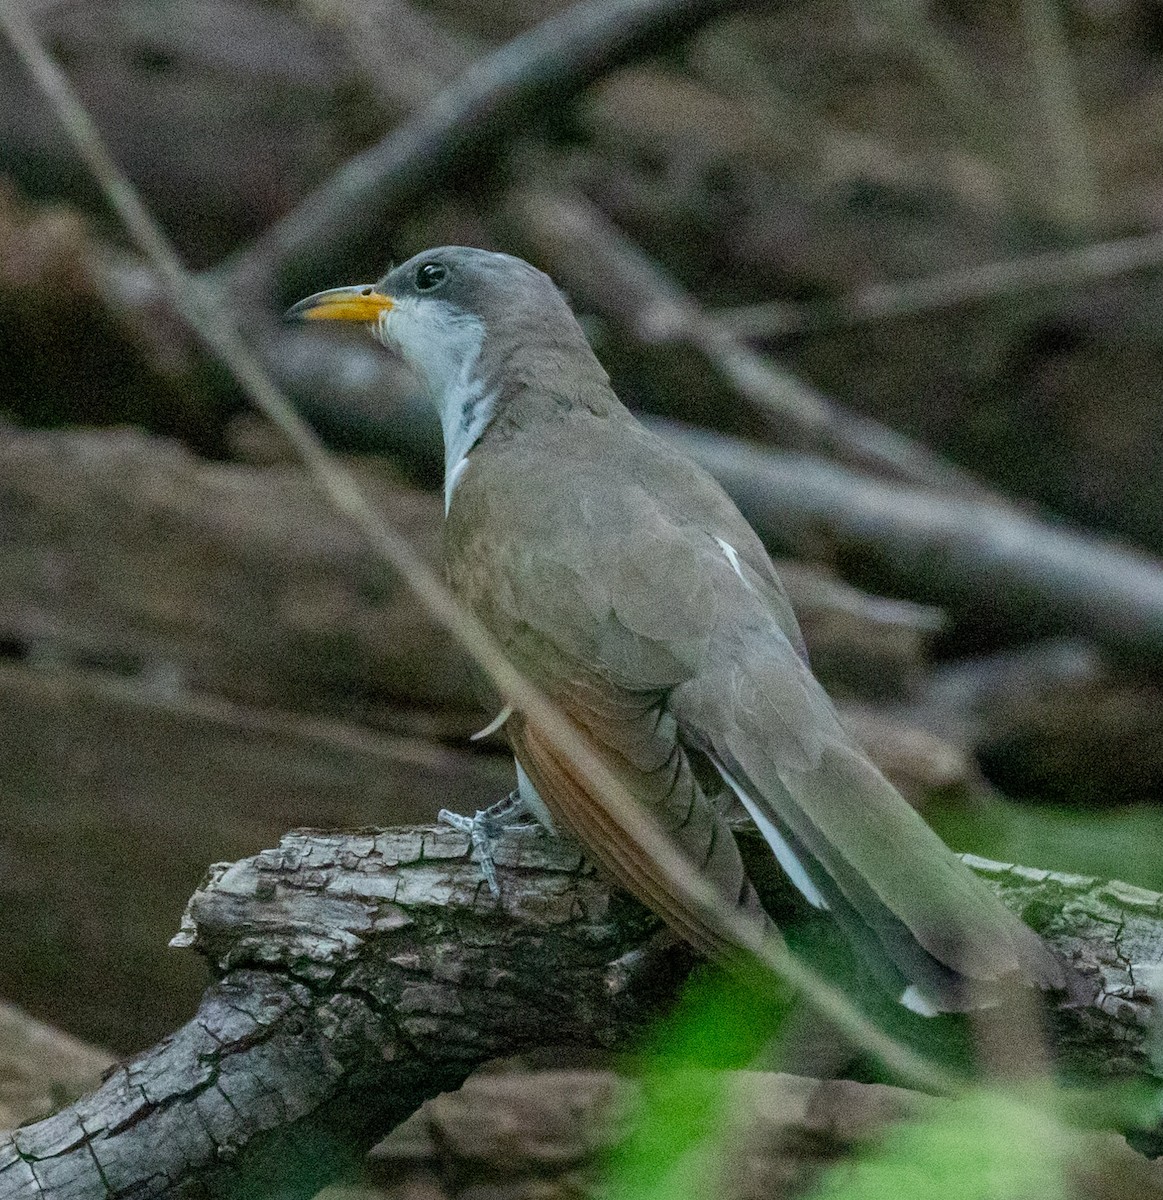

{"left": 284, "top": 285, "right": 394, "bottom": 324}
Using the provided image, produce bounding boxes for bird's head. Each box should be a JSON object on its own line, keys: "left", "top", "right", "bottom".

{"left": 285, "top": 246, "right": 585, "bottom": 404}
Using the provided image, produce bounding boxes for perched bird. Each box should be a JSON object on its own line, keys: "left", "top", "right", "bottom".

{"left": 288, "top": 247, "right": 1075, "bottom": 1013}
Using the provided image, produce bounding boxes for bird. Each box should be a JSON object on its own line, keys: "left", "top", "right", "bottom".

{"left": 287, "top": 246, "right": 1077, "bottom": 1014}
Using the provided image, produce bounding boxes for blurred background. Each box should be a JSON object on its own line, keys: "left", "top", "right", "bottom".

{"left": 1, "top": 0, "right": 1162, "bottom": 1188}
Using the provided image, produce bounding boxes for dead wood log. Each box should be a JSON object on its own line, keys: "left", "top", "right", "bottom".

{"left": 372, "top": 1065, "right": 1163, "bottom": 1200}
{"left": 0, "top": 425, "right": 474, "bottom": 733}
{"left": 0, "top": 426, "right": 943, "bottom": 736}
{"left": 0, "top": 825, "right": 1156, "bottom": 1199}
{"left": 363, "top": 1065, "right": 1163, "bottom": 1200}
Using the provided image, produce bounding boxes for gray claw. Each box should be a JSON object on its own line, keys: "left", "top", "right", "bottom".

{"left": 438, "top": 808, "right": 501, "bottom": 896}
{"left": 438, "top": 790, "right": 533, "bottom": 896}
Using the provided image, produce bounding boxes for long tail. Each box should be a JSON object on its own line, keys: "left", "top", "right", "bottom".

{"left": 681, "top": 662, "right": 1077, "bottom": 1012}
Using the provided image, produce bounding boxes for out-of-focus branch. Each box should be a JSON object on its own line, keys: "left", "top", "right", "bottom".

{"left": 58, "top": 231, "right": 1163, "bottom": 667}
{"left": 302, "top": 0, "right": 979, "bottom": 495}
{"left": 86, "top": 230, "right": 1163, "bottom": 667}
{"left": 217, "top": 0, "right": 755, "bottom": 298}
{"left": 300, "top": 0, "right": 482, "bottom": 109}
{"left": 4, "top": 0, "right": 950, "bottom": 1091}
{"left": 861, "top": 0, "right": 1016, "bottom": 187}
{"left": 1019, "top": 0, "right": 1097, "bottom": 231}
{"left": 713, "top": 229, "right": 1163, "bottom": 339}
{"left": 0, "top": 826, "right": 1155, "bottom": 1198}
{"left": 663, "top": 420, "right": 1163, "bottom": 666}
{"left": 507, "top": 185, "right": 990, "bottom": 495}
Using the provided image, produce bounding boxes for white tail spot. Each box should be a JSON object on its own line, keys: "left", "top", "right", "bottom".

{"left": 714, "top": 537, "right": 750, "bottom": 587}
{"left": 900, "top": 985, "right": 941, "bottom": 1017}
{"left": 714, "top": 760, "right": 828, "bottom": 909}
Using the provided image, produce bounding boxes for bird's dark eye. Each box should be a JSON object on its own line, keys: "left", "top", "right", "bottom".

{"left": 415, "top": 262, "right": 447, "bottom": 290}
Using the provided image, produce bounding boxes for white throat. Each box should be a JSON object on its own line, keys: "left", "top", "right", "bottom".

{"left": 375, "top": 297, "right": 495, "bottom": 511}
{"left": 439, "top": 373, "right": 496, "bottom": 513}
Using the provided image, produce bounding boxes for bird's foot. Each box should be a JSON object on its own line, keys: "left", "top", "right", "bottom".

{"left": 438, "top": 790, "right": 531, "bottom": 896}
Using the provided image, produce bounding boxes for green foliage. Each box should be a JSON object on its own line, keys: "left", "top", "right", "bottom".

{"left": 637, "top": 963, "right": 796, "bottom": 1072}
{"left": 811, "top": 1088, "right": 1071, "bottom": 1200}
{"left": 603, "top": 964, "right": 794, "bottom": 1200}
{"left": 604, "top": 963, "right": 1161, "bottom": 1200}
{"left": 927, "top": 796, "right": 1163, "bottom": 893}
{"left": 811, "top": 1082, "right": 1162, "bottom": 1200}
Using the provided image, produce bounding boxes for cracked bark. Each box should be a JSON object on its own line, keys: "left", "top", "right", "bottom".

{"left": 0, "top": 826, "right": 1158, "bottom": 1199}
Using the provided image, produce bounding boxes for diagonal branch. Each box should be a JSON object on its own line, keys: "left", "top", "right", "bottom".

{"left": 659, "top": 420, "right": 1163, "bottom": 666}
{"left": 1, "top": 0, "right": 954, "bottom": 1091}
{"left": 505, "top": 186, "right": 990, "bottom": 495}
{"left": 217, "top": 0, "right": 756, "bottom": 298}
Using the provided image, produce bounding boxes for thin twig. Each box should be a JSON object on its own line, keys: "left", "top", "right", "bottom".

{"left": 80, "top": 238, "right": 1163, "bottom": 666}
{"left": 1020, "top": 0, "right": 1097, "bottom": 231}
{"left": 0, "top": 1, "right": 954, "bottom": 1097}
{"left": 712, "top": 227, "right": 1163, "bottom": 338}
{"left": 860, "top": 0, "right": 1020, "bottom": 192}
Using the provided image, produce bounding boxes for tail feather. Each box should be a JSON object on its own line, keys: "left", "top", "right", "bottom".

{"left": 716, "top": 750, "right": 1005, "bottom": 1010}
{"left": 508, "top": 713, "right": 781, "bottom": 963}
{"left": 715, "top": 759, "right": 829, "bottom": 910}
{"left": 710, "top": 732, "right": 1072, "bottom": 1010}
{"left": 673, "top": 642, "right": 1076, "bottom": 1012}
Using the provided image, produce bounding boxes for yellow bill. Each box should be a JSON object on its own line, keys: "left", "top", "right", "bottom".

{"left": 284, "top": 285, "right": 394, "bottom": 323}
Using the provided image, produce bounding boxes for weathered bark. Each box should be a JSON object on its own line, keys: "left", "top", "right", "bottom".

{"left": 1, "top": 825, "right": 1157, "bottom": 1199}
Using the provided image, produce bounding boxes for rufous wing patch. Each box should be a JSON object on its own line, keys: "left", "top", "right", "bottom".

{"left": 509, "top": 716, "right": 777, "bottom": 963}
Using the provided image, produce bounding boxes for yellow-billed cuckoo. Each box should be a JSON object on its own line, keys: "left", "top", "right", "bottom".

{"left": 288, "top": 247, "right": 1076, "bottom": 1014}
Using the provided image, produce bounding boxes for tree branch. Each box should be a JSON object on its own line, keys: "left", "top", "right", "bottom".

{"left": 659, "top": 421, "right": 1163, "bottom": 667}
{"left": 301, "top": 1, "right": 1000, "bottom": 500}
{"left": 217, "top": 0, "right": 756, "bottom": 298}
{"left": 712, "top": 228, "right": 1163, "bottom": 339}
{"left": 1, "top": 825, "right": 1156, "bottom": 1198}
{"left": 505, "top": 185, "right": 990, "bottom": 495}
{"left": 0, "top": 6, "right": 1007, "bottom": 1091}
